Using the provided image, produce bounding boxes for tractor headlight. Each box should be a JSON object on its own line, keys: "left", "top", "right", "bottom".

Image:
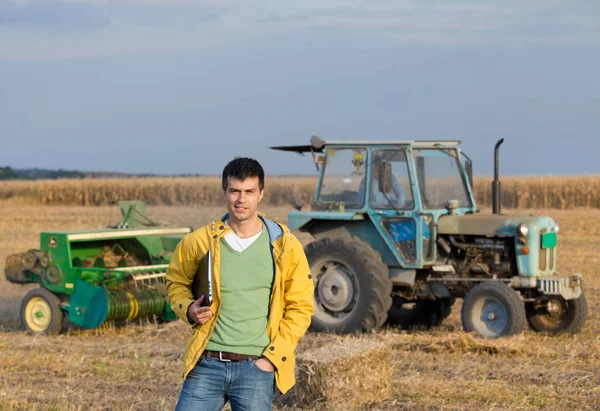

{"left": 517, "top": 224, "right": 529, "bottom": 237}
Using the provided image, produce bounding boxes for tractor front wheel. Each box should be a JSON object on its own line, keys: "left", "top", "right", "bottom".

{"left": 305, "top": 237, "right": 392, "bottom": 334}
{"left": 525, "top": 293, "right": 587, "bottom": 335}
{"left": 20, "top": 288, "right": 64, "bottom": 335}
{"left": 461, "top": 282, "right": 526, "bottom": 338}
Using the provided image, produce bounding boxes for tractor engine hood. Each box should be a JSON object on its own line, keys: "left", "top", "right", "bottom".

{"left": 438, "top": 214, "right": 555, "bottom": 237}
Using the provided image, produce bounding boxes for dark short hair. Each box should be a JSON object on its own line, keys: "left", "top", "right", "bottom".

{"left": 222, "top": 157, "right": 265, "bottom": 191}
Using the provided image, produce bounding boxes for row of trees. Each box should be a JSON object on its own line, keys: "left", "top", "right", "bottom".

{"left": 0, "top": 166, "right": 86, "bottom": 180}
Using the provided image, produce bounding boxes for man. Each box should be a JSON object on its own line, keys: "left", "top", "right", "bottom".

{"left": 358, "top": 155, "right": 406, "bottom": 208}
{"left": 166, "top": 157, "right": 314, "bottom": 411}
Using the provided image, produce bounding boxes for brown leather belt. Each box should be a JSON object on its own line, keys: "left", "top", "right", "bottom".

{"left": 203, "top": 350, "right": 261, "bottom": 362}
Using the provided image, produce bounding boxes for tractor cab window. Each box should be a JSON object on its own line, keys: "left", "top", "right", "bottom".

{"left": 368, "top": 150, "right": 414, "bottom": 210}
{"left": 318, "top": 148, "right": 367, "bottom": 208}
{"left": 414, "top": 148, "right": 472, "bottom": 209}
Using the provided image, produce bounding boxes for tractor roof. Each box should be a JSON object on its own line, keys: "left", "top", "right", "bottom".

{"left": 270, "top": 137, "right": 462, "bottom": 153}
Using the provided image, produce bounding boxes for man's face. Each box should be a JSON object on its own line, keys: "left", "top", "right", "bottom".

{"left": 223, "top": 176, "right": 264, "bottom": 222}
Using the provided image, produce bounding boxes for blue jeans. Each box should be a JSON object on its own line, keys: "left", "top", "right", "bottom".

{"left": 175, "top": 353, "right": 275, "bottom": 411}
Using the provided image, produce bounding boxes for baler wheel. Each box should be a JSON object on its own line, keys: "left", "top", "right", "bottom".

{"left": 20, "top": 288, "right": 64, "bottom": 335}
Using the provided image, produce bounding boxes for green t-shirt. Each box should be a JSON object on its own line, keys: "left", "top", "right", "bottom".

{"left": 206, "top": 226, "right": 273, "bottom": 356}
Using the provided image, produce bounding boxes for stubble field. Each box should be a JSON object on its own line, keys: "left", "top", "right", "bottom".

{"left": 1, "top": 203, "right": 599, "bottom": 410}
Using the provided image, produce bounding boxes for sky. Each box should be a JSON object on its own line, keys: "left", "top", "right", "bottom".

{"left": 0, "top": 0, "right": 599, "bottom": 176}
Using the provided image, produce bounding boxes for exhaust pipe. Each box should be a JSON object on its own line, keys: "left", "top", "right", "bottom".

{"left": 492, "top": 138, "right": 504, "bottom": 214}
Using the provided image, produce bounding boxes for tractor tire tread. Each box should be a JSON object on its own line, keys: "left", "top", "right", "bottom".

{"left": 526, "top": 292, "right": 588, "bottom": 335}
{"left": 306, "top": 236, "right": 392, "bottom": 333}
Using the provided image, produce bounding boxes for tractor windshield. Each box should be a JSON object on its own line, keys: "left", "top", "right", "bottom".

{"left": 414, "top": 148, "right": 472, "bottom": 209}
{"left": 318, "top": 147, "right": 367, "bottom": 208}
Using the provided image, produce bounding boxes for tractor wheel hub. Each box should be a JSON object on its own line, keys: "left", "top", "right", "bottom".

{"left": 547, "top": 299, "right": 562, "bottom": 315}
{"left": 318, "top": 267, "right": 354, "bottom": 312}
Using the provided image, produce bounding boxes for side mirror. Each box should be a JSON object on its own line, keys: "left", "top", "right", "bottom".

{"left": 379, "top": 162, "right": 392, "bottom": 193}
{"left": 465, "top": 159, "right": 473, "bottom": 188}
{"left": 311, "top": 152, "right": 325, "bottom": 171}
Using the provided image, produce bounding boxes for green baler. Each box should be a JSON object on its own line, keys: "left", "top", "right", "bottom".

{"left": 4, "top": 202, "right": 192, "bottom": 334}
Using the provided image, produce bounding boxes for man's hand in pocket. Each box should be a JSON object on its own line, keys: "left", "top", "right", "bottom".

{"left": 255, "top": 357, "right": 275, "bottom": 372}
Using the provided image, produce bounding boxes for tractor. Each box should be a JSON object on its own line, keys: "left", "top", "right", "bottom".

{"left": 272, "top": 137, "right": 587, "bottom": 338}
{"left": 4, "top": 201, "right": 192, "bottom": 334}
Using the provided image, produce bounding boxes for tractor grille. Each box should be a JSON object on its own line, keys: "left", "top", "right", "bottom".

{"left": 537, "top": 275, "right": 582, "bottom": 300}
{"left": 537, "top": 277, "right": 563, "bottom": 295}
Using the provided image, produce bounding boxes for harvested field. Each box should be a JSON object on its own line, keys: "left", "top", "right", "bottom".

{"left": 1, "top": 175, "right": 600, "bottom": 209}
{"left": 291, "top": 339, "right": 393, "bottom": 409}
{"left": 1, "top": 204, "right": 600, "bottom": 409}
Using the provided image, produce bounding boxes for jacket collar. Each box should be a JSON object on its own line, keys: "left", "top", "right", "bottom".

{"left": 217, "top": 212, "right": 284, "bottom": 244}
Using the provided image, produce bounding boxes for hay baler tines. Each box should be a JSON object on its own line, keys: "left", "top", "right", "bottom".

{"left": 5, "top": 202, "right": 192, "bottom": 334}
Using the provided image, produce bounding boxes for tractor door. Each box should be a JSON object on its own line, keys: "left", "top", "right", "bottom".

{"left": 413, "top": 147, "right": 474, "bottom": 263}
{"left": 366, "top": 148, "right": 433, "bottom": 268}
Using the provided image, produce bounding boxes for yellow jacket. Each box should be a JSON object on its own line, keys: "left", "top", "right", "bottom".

{"left": 166, "top": 213, "right": 314, "bottom": 394}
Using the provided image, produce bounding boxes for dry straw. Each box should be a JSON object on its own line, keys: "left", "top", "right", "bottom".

{"left": 1, "top": 175, "right": 600, "bottom": 209}
{"left": 286, "top": 338, "right": 393, "bottom": 410}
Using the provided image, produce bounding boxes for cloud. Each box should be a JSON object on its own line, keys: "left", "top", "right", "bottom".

{"left": 0, "top": 0, "right": 109, "bottom": 29}
{"left": 0, "top": 0, "right": 598, "bottom": 61}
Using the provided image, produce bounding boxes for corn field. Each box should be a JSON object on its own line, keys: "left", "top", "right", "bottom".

{"left": 1, "top": 175, "right": 599, "bottom": 209}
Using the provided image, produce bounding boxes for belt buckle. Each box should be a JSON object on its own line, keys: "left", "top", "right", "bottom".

{"left": 219, "top": 351, "right": 231, "bottom": 362}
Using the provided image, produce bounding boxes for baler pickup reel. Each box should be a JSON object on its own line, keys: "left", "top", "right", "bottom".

{"left": 70, "top": 264, "right": 172, "bottom": 330}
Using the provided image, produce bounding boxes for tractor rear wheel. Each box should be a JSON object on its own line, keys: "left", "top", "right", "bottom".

{"left": 461, "top": 282, "right": 526, "bottom": 338}
{"left": 305, "top": 236, "right": 392, "bottom": 334}
{"left": 525, "top": 293, "right": 587, "bottom": 335}
{"left": 388, "top": 297, "right": 455, "bottom": 330}
{"left": 20, "top": 287, "right": 64, "bottom": 335}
